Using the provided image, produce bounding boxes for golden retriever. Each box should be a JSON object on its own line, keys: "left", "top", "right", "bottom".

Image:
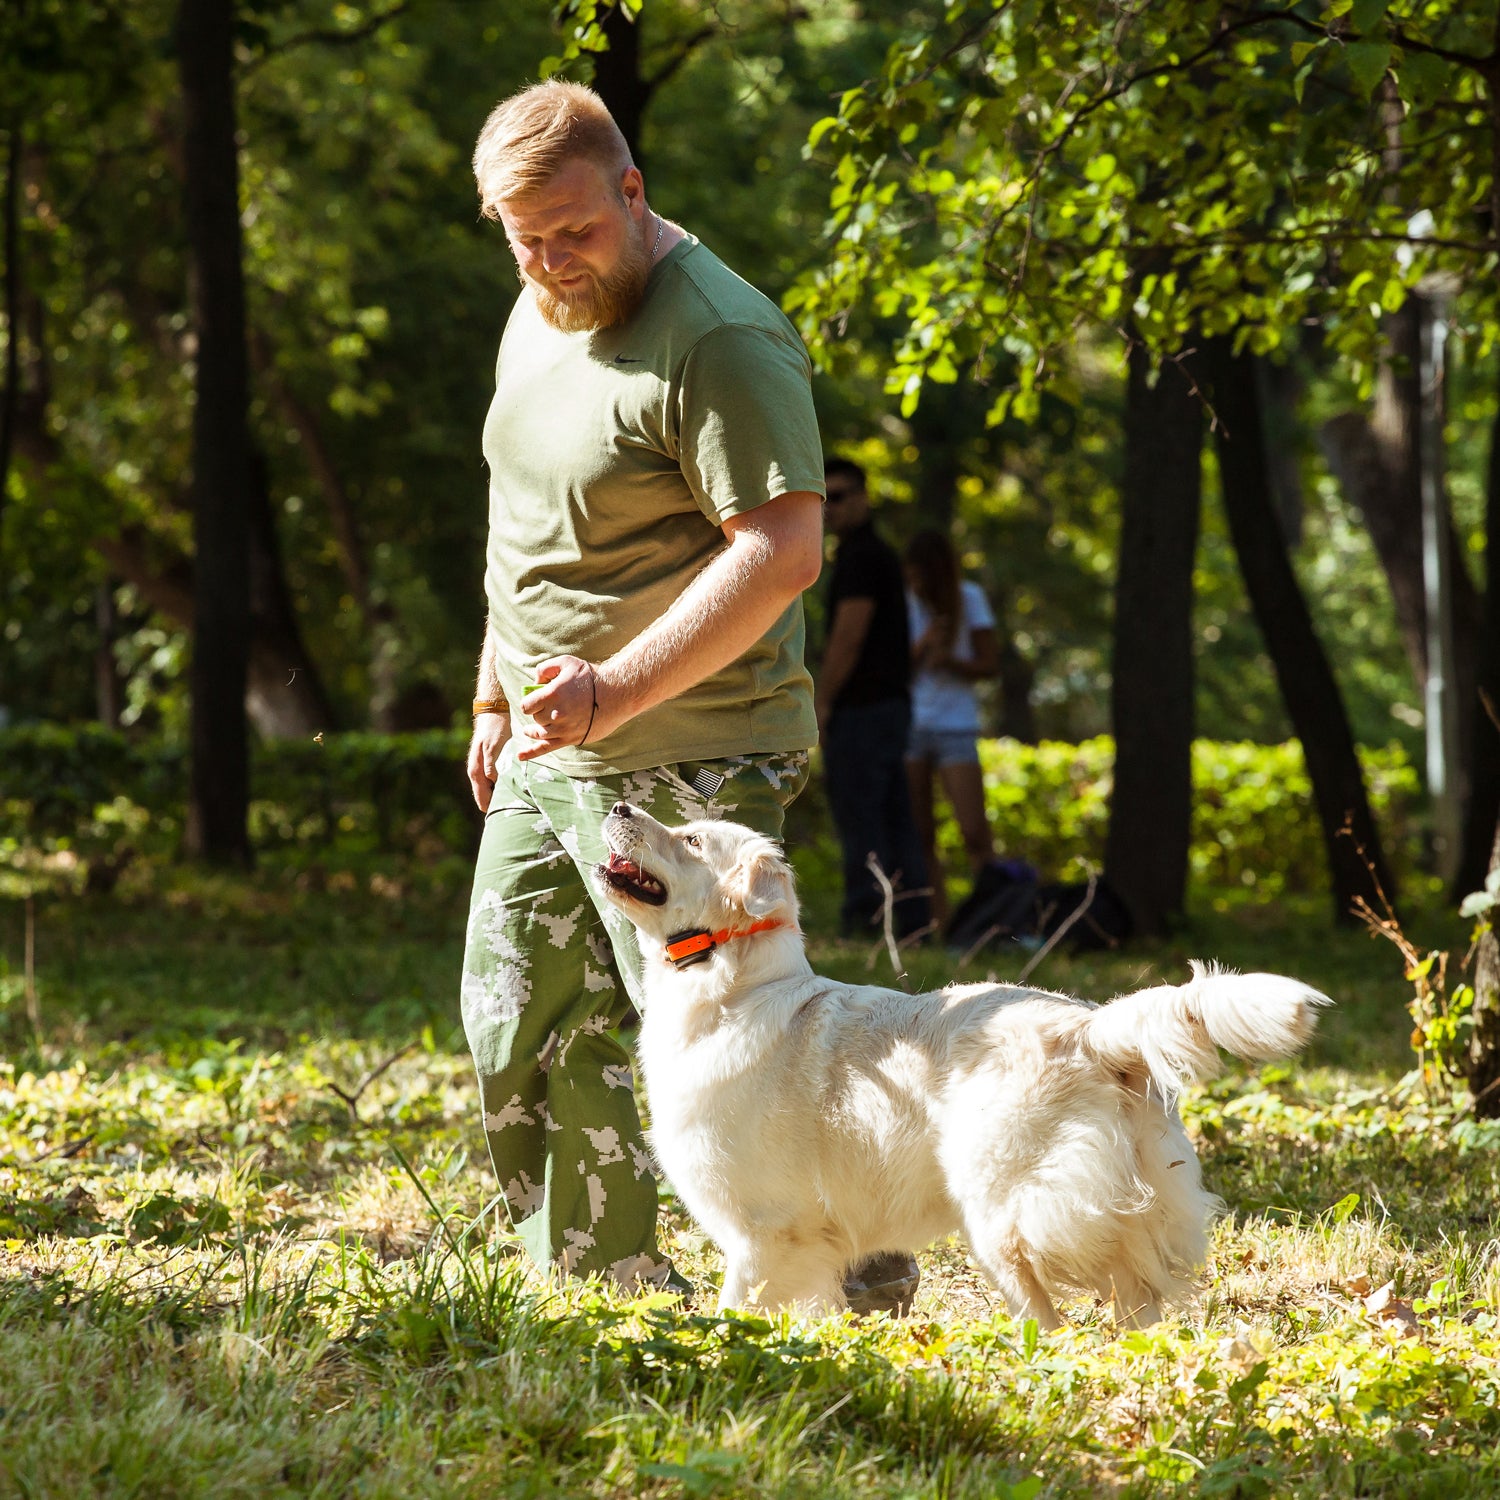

{"left": 595, "top": 802, "right": 1327, "bottom": 1326}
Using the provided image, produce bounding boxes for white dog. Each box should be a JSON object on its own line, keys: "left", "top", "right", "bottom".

{"left": 595, "top": 802, "right": 1328, "bottom": 1326}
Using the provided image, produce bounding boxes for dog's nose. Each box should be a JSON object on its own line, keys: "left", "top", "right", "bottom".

{"left": 611, "top": 802, "right": 632, "bottom": 819}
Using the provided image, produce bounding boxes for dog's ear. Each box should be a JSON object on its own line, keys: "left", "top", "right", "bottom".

{"left": 727, "top": 845, "right": 793, "bottom": 920}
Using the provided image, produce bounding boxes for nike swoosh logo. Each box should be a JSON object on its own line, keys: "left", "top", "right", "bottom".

{"left": 613, "top": 354, "right": 642, "bottom": 364}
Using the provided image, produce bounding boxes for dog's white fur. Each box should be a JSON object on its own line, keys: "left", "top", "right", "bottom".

{"left": 595, "top": 803, "right": 1329, "bottom": 1325}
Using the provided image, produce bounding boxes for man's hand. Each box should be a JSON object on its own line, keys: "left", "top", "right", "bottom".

{"left": 467, "top": 711, "right": 512, "bottom": 811}
{"left": 515, "top": 656, "right": 619, "bottom": 761}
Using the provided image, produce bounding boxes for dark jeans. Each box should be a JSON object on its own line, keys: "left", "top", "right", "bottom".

{"left": 824, "top": 698, "right": 931, "bottom": 939}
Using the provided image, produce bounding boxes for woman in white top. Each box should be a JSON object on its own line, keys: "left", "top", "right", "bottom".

{"left": 904, "top": 529, "right": 1000, "bottom": 926}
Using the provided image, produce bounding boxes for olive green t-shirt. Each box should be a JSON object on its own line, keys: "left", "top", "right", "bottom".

{"left": 481, "top": 237, "right": 823, "bottom": 776}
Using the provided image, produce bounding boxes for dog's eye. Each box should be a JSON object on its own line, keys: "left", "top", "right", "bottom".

{"left": 683, "top": 834, "right": 701, "bottom": 850}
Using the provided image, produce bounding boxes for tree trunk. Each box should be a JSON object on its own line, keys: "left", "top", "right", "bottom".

{"left": 1464, "top": 814, "right": 1500, "bottom": 1117}
{"left": 594, "top": 4, "right": 646, "bottom": 164}
{"left": 178, "top": 0, "right": 252, "bottom": 865}
{"left": 94, "top": 582, "right": 122, "bottom": 727}
{"left": 0, "top": 122, "right": 20, "bottom": 541}
{"left": 1458, "top": 356, "right": 1500, "bottom": 898}
{"left": 1103, "top": 344, "right": 1203, "bottom": 936}
{"left": 995, "top": 630, "right": 1037, "bottom": 743}
{"left": 1319, "top": 298, "right": 1481, "bottom": 760}
{"left": 1258, "top": 357, "right": 1305, "bottom": 545}
{"left": 96, "top": 522, "right": 333, "bottom": 738}
{"left": 246, "top": 445, "right": 338, "bottom": 735}
{"left": 1205, "top": 338, "right": 1395, "bottom": 922}
{"left": 252, "top": 332, "right": 394, "bottom": 727}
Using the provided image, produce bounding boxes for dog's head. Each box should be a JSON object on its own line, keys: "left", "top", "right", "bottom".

{"left": 595, "top": 802, "right": 798, "bottom": 956}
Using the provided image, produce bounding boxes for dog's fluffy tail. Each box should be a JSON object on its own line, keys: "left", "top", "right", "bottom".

{"left": 1083, "top": 961, "right": 1329, "bottom": 1100}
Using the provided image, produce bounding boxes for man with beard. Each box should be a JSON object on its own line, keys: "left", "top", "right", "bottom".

{"left": 458, "top": 81, "right": 825, "bottom": 1295}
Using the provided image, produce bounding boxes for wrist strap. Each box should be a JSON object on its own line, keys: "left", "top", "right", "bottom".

{"left": 472, "top": 696, "right": 509, "bottom": 718}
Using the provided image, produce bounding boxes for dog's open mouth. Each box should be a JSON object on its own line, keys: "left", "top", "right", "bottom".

{"left": 600, "top": 850, "right": 668, "bottom": 906}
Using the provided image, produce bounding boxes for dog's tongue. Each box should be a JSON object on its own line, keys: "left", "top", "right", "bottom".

{"left": 605, "top": 851, "right": 643, "bottom": 879}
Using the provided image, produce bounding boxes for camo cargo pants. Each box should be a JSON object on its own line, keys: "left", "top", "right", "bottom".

{"left": 460, "top": 740, "right": 810, "bottom": 1287}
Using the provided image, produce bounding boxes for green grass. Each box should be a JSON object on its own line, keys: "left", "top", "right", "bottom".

{"left": 1, "top": 850, "right": 1496, "bottom": 1498}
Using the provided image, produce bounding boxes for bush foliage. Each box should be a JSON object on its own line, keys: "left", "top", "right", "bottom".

{"left": 975, "top": 737, "right": 1419, "bottom": 897}
{"left": 0, "top": 726, "right": 1419, "bottom": 900}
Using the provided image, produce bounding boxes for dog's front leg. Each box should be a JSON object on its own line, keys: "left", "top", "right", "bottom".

{"left": 718, "top": 1244, "right": 845, "bottom": 1316}
{"left": 718, "top": 1252, "right": 757, "bottom": 1313}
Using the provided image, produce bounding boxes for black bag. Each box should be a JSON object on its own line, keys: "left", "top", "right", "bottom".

{"left": 945, "top": 860, "right": 1134, "bottom": 957}
{"left": 944, "top": 858, "right": 1041, "bottom": 953}
{"left": 1033, "top": 877, "right": 1133, "bottom": 952}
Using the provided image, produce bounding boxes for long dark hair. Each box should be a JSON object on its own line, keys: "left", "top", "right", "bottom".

{"left": 904, "top": 529, "right": 961, "bottom": 654}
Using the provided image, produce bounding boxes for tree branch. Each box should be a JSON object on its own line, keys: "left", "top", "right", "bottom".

{"left": 1230, "top": 5, "right": 1498, "bottom": 72}
{"left": 240, "top": 2, "right": 409, "bottom": 77}
{"left": 643, "top": 23, "right": 721, "bottom": 93}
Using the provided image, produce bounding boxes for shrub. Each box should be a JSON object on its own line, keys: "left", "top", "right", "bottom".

{"left": 0, "top": 725, "right": 1419, "bottom": 901}
{"left": 964, "top": 735, "right": 1419, "bottom": 898}
{"left": 0, "top": 726, "right": 477, "bottom": 890}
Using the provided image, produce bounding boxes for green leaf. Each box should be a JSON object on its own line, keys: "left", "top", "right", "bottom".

{"left": 1343, "top": 40, "right": 1392, "bottom": 98}
{"left": 1228, "top": 1361, "right": 1270, "bottom": 1404}
{"left": 1397, "top": 49, "right": 1447, "bottom": 103}
{"left": 1022, "top": 1316, "right": 1040, "bottom": 1359}
{"left": 806, "top": 115, "right": 840, "bottom": 152}
{"left": 1331, "top": 1190, "right": 1361, "bottom": 1224}
{"left": 1084, "top": 152, "right": 1116, "bottom": 183}
{"left": 1290, "top": 41, "right": 1321, "bottom": 67}
{"left": 1350, "top": 0, "right": 1389, "bottom": 32}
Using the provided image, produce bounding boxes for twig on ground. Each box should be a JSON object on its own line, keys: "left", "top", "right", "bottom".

{"left": 24, "top": 1133, "right": 96, "bottom": 1166}
{"left": 958, "top": 923, "right": 1005, "bottom": 969}
{"left": 25, "top": 894, "right": 39, "bottom": 1037}
{"left": 325, "top": 1043, "right": 418, "bottom": 1123}
{"left": 865, "top": 853, "right": 917, "bottom": 993}
{"left": 1017, "top": 875, "right": 1097, "bottom": 985}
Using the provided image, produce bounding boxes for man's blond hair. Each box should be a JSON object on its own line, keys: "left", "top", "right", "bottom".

{"left": 473, "top": 81, "right": 633, "bottom": 218}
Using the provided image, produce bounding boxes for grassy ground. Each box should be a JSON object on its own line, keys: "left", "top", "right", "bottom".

{"left": 1, "top": 848, "right": 1496, "bottom": 1498}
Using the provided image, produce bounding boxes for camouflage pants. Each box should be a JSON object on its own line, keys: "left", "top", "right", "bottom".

{"left": 460, "top": 741, "right": 809, "bottom": 1287}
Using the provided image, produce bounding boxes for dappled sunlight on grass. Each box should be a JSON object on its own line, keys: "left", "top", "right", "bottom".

{"left": 2, "top": 855, "right": 1498, "bottom": 1495}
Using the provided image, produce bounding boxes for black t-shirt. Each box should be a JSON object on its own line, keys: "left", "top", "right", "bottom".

{"left": 825, "top": 519, "right": 911, "bottom": 709}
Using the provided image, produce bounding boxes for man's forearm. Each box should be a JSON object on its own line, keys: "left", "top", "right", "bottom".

{"left": 513, "top": 492, "right": 822, "bottom": 759}
{"left": 814, "top": 639, "right": 860, "bottom": 722}
{"left": 600, "top": 521, "right": 811, "bottom": 719}
{"left": 814, "top": 596, "right": 876, "bottom": 728}
{"left": 475, "top": 619, "right": 504, "bottom": 702}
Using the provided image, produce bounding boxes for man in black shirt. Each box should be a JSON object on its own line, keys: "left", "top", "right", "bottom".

{"left": 816, "top": 458, "right": 931, "bottom": 939}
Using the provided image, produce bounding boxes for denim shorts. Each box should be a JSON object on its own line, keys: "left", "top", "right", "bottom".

{"left": 906, "top": 724, "right": 980, "bottom": 768}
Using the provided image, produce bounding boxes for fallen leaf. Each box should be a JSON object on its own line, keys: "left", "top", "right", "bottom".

{"left": 1215, "top": 1319, "right": 1272, "bottom": 1374}
{"left": 1363, "top": 1281, "right": 1421, "bottom": 1337}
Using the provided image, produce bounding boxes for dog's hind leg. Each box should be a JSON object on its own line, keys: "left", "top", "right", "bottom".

{"left": 964, "top": 1225, "right": 1062, "bottom": 1331}
{"left": 1101, "top": 1271, "right": 1163, "bottom": 1329}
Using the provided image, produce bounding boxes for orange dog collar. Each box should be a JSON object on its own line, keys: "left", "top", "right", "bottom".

{"left": 663, "top": 919, "right": 788, "bottom": 969}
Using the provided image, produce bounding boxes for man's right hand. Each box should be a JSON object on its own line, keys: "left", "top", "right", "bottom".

{"left": 467, "top": 712, "right": 512, "bottom": 812}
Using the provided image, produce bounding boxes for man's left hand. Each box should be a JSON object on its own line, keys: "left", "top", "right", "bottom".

{"left": 515, "top": 656, "right": 623, "bottom": 760}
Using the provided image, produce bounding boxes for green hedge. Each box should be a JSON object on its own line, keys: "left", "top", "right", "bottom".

{"left": 0, "top": 725, "right": 478, "bottom": 887}
{"left": 1, "top": 725, "right": 1420, "bottom": 900}
{"left": 973, "top": 735, "right": 1420, "bottom": 897}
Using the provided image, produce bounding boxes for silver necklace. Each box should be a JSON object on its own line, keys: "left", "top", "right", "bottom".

{"left": 650, "top": 211, "right": 665, "bottom": 261}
